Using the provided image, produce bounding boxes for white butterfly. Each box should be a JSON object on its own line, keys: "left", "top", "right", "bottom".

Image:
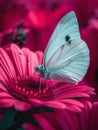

{"left": 35, "top": 11, "right": 90, "bottom": 84}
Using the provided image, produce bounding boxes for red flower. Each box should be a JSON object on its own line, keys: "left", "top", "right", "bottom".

{"left": 22, "top": 101, "right": 98, "bottom": 130}
{"left": 52, "top": 101, "right": 98, "bottom": 130}
{"left": 0, "top": 0, "right": 71, "bottom": 51}
{"left": 74, "top": 101, "right": 98, "bottom": 130}
{"left": 23, "top": 112, "right": 62, "bottom": 130}
{"left": 81, "top": 26, "right": 98, "bottom": 96}
{"left": 0, "top": 44, "right": 94, "bottom": 111}
{"left": 68, "top": 0, "right": 95, "bottom": 28}
{"left": 0, "top": 0, "right": 28, "bottom": 31}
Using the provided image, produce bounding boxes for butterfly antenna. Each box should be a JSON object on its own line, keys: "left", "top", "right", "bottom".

{"left": 19, "top": 52, "right": 37, "bottom": 66}
{"left": 51, "top": 79, "right": 56, "bottom": 89}
{"left": 39, "top": 77, "right": 43, "bottom": 92}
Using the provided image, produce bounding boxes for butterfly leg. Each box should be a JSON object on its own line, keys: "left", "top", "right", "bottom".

{"left": 51, "top": 79, "right": 56, "bottom": 89}
{"left": 39, "top": 77, "right": 43, "bottom": 91}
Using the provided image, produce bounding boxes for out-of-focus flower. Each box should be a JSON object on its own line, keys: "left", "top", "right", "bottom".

{"left": 76, "top": 101, "right": 98, "bottom": 130}
{"left": 67, "top": 0, "right": 95, "bottom": 28}
{"left": 0, "top": 0, "right": 72, "bottom": 51}
{"left": 53, "top": 101, "right": 98, "bottom": 130}
{"left": 0, "top": 0, "right": 28, "bottom": 32}
{"left": 0, "top": 44, "right": 94, "bottom": 111}
{"left": 23, "top": 108, "right": 76, "bottom": 130}
{"left": 23, "top": 111, "right": 62, "bottom": 130}
{"left": 22, "top": 101, "right": 98, "bottom": 130}
{"left": 89, "top": 102, "right": 98, "bottom": 130}
{"left": 89, "top": 9, "right": 98, "bottom": 29}
{"left": 81, "top": 24, "right": 98, "bottom": 96}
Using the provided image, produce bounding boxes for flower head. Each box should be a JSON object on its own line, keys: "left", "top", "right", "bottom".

{"left": 23, "top": 101, "right": 98, "bottom": 130}
{"left": 0, "top": 44, "right": 94, "bottom": 111}
{"left": 54, "top": 102, "right": 98, "bottom": 130}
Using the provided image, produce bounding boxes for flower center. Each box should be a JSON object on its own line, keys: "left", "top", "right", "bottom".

{"left": 6, "top": 75, "right": 52, "bottom": 100}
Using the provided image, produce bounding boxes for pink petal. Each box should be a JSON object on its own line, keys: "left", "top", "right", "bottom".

{"left": 78, "top": 102, "right": 91, "bottom": 130}
{"left": 55, "top": 92, "right": 89, "bottom": 99}
{"left": 71, "top": 86, "right": 95, "bottom": 94}
{"left": 27, "top": 52, "right": 38, "bottom": 75}
{"left": 34, "top": 114, "right": 55, "bottom": 130}
{"left": 42, "top": 101, "right": 67, "bottom": 109}
{"left": 28, "top": 98, "right": 66, "bottom": 108}
{"left": 90, "top": 102, "right": 98, "bottom": 130}
{"left": 80, "top": 101, "right": 92, "bottom": 109}
{"left": 10, "top": 44, "right": 27, "bottom": 75}
{"left": 0, "top": 98, "right": 15, "bottom": 108}
{"left": 59, "top": 99, "right": 84, "bottom": 108}
{"left": 65, "top": 104, "right": 82, "bottom": 112}
{"left": 35, "top": 51, "right": 43, "bottom": 65}
{"left": 54, "top": 85, "right": 94, "bottom": 94}
{"left": 55, "top": 109, "right": 77, "bottom": 130}
{"left": 0, "top": 83, "right": 8, "bottom": 92}
{"left": 0, "top": 68, "right": 8, "bottom": 82}
{"left": 14, "top": 100, "right": 32, "bottom": 111}
{"left": 39, "top": 112, "right": 62, "bottom": 130}
{"left": 0, "top": 92, "right": 13, "bottom": 98}
{"left": 28, "top": 98, "right": 44, "bottom": 105}
{"left": 22, "top": 48, "right": 38, "bottom": 75}
{"left": 0, "top": 47, "right": 16, "bottom": 78}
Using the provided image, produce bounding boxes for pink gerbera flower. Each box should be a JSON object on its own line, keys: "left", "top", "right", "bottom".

{"left": 54, "top": 101, "right": 98, "bottom": 130}
{"left": 0, "top": 44, "right": 94, "bottom": 111}
{"left": 23, "top": 101, "right": 98, "bottom": 130}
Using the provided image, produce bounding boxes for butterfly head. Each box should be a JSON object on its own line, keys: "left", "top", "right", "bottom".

{"left": 35, "top": 65, "right": 49, "bottom": 79}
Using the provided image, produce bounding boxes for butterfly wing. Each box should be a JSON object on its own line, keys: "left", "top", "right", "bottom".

{"left": 43, "top": 11, "right": 80, "bottom": 66}
{"left": 46, "top": 39, "right": 89, "bottom": 84}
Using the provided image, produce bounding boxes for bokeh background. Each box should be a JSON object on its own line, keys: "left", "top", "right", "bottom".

{"left": 0, "top": 0, "right": 98, "bottom": 107}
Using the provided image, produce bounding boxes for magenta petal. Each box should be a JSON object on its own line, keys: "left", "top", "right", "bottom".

{"left": 29, "top": 98, "right": 66, "bottom": 109}
{"left": 0, "top": 67, "right": 9, "bottom": 82}
{"left": 0, "top": 92, "right": 13, "bottom": 98}
{"left": 27, "top": 52, "right": 38, "bottom": 75}
{"left": 65, "top": 104, "right": 82, "bottom": 112}
{"left": 10, "top": 44, "right": 27, "bottom": 75}
{"left": 34, "top": 114, "right": 55, "bottom": 130}
{"left": 22, "top": 48, "right": 38, "bottom": 65}
{"left": 54, "top": 84, "right": 93, "bottom": 100}
{"left": 55, "top": 109, "right": 77, "bottom": 130}
{"left": 0, "top": 47, "right": 16, "bottom": 78}
{"left": 14, "top": 101, "right": 32, "bottom": 111}
{"left": 22, "top": 48, "right": 39, "bottom": 75}
{"left": 55, "top": 92, "right": 90, "bottom": 99}
{"left": 0, "top": 98, "right": 14, "bottom": 108}
{"left": 0, "top": 84, "right": 8, "bottom": 92}
{"left": 28, "top": 98, "right": 43, "bottom": 105}
{"left": 59, "top": 99, "right": 84, "bottom": 108}
{"left": 79, "top": 102, "right": 90, "bottom": 130}
{"left": 90, "top": 102, "right": 98, "bottom": 130}
{"left": 35, "top": 51, "right": 43, "bottom": 64}
{"left": 42, "top": 101, "right": 67, "bottom": 109}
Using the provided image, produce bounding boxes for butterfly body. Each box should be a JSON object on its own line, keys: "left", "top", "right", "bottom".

{"left": 35, "top": 11, "right": 90, "bottom": 84}
{"left": 35, "top": 65, "right": 50, "bottom": 79}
